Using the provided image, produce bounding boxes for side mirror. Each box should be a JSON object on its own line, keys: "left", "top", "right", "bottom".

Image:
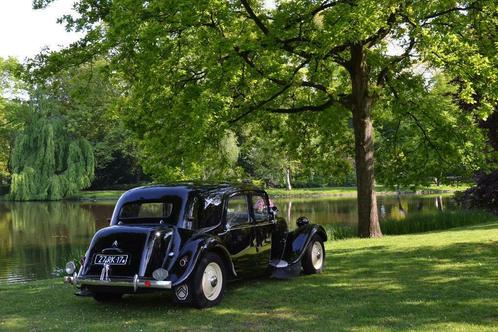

{"left": 296, "top": 216, "right": 310, "bottom": 227}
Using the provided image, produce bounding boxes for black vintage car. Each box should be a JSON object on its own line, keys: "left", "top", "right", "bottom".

{"left": 64, "top": 184, "right": 327, "bottom": 308}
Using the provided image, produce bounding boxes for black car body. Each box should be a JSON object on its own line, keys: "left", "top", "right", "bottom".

{"left": 64, "top": 184, "right": 327, "bottom": 308}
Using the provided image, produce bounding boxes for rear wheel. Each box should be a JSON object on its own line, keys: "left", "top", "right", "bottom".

{"left": 302, "top": 236, "right": 325, "bottom": 274}
{"left": 93, "top": 292, "right": 123, "bottom": 302}
{"left": 174, "top": 252, "right": 226, "bottom": 308}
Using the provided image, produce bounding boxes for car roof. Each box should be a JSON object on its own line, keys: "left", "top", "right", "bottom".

{"left": 120, "top": 182, "right": 264, "bottom": 202}
{"left": 110, "top": 183, "right": 267, "bottom": 227}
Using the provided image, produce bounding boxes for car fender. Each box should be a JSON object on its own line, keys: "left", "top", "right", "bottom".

{"left": 171, "top": 235, "right": 236, "bottom": 287}
{"left": 283, "top": 224, "right": 327, "bottom": 265}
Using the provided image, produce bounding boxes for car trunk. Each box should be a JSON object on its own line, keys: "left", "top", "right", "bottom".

{"left": 82, "top": 225, "right": 174, "bottom": 279}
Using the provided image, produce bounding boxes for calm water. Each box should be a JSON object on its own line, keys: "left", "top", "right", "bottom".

{"left": 0, "top": 195, "right": 455, "bottom": 284}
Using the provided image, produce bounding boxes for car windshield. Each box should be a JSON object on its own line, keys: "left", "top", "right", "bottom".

{"left": 118, "top": 196, "right": 181, "bottom": 224}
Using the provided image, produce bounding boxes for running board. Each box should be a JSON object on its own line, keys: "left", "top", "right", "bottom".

{"left": 270, "top": 262, "right": 301, "bottom": 279}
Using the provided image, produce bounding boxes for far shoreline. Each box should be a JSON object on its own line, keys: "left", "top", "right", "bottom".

{"left": 69, "top": 185, "right": 468, "bottom": 202}
{"left": 0, "top": 184, "right": 469, "bottom": 202}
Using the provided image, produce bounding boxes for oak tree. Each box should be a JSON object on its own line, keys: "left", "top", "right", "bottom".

{"left": 33, "top": 0, "right": 498, "bottom": 236}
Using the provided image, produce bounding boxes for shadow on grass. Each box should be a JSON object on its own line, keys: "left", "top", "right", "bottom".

{"left": 1, "top": 240, "right": 498, "bottom": 331}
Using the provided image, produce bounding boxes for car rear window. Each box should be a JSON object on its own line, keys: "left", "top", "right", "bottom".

{"left": 118, "top": 197, "right": 181, "bottom": 224}
{"left": 120, "top": 202, "right": 173, "bottom": 218}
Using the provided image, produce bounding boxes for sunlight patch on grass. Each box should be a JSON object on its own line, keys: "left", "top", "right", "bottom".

{"left": 2, "top": 221, "right": 498, "bottom": 331}
{"left": 1, "top": 316, "right": 28, "bottom": 330}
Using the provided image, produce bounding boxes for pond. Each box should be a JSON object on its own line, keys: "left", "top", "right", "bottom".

{"left": 0, "top": 194, "right": 456, "bottom": 284}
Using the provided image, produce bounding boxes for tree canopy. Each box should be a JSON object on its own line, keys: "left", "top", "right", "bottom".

{"left": 34, "top": 61, "right": 146, "bottom": 188}
{"left": 0, "top": 57, "right": 27, "bottom": 184}
{"left": 30, "top": 0, "right": 498, "bottom": 236}
{"left": 375, "top": 74, "right": 488, "bottom": 188}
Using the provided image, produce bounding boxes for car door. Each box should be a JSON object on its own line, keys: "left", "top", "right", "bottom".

{"left": 250, "top": 192, "right": 273, "bottom": 271}
{"left": 223, "top": 193, "right": 255, "bottom": 275}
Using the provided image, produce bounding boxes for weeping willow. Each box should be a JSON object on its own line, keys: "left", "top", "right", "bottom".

{"left": 9, "top": 115, "right": 94, "bottom": 201}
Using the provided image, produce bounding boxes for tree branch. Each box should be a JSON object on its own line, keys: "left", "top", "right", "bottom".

{"left": 311, "top": 0, "right": 355, "bottom": 16}
{"left": 387, "top": 81, "right": 448, "bottom": 164}
{"left": 228, "top": 83, "right": 293, "bottom": 123}
{"left": 234, "top": 47, "right": 285, "bottom": 85}
{"left": 240, "top": 0, "right": 269, "bottom": 35}
{"left": 228, "top": 57, "right": 328, "bottom": 122}
{"left": 234, "top": 46, "right": 330, "bottom": 95}
{"left": 423, "top": 4, "right": 480, "bottom": 21}
{"left": 376, "top": 35, "right": 416, "bottom": 87}
{"left": 265, "top": 98, "right": 336, "bottom": 113}
{"left": 364, "top": 11, "right": 398, "bottom": 47}
{"left": 405, "top": 111, "right": 446, "bottom": 163}
{"left": 324, "top": 43, "right": 351, "bottom": 68}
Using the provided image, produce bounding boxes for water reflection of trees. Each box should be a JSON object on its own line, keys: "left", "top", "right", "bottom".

{"left": 0, "top": 202, "right": 98, "bottom": 283}
{"left": 276, "top": 196, "right": 455, "bottom": 227}
{"left": 276, "top": 198, "right": 359, "bottom": 227}
{"left": 0, "top": 197, "right": 454, "bottom": 283}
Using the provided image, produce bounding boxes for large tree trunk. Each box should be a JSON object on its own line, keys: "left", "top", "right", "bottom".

{"left": 350, "top": 44, "right": 382, "bottom": 238}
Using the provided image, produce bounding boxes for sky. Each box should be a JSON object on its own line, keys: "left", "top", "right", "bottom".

{"left": 0, "top": 0, "right": 81, "bottom": 62}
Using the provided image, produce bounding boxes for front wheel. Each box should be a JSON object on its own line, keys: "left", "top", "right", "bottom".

{"left": 302, "top": 236, "right": 325, "bottom": 274}
{"left": 174, "top": 252, "right": 226, "bottom": 308}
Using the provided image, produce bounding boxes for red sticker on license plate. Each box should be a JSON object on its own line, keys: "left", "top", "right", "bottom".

{"left": 94, "top": 254, "right": 128, "bottom": 265}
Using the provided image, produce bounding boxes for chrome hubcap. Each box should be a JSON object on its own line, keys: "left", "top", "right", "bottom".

{"left": 210, "top": 275, "right": 218, "bottom": 287}
{"left": 202, "top": 262, "right": 222, "bottom": 301}
{"left": 311, "top": 242, "right": 323, "bottom": 270}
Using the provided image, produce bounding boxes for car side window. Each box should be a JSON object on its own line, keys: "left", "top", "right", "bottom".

{"left": 252, "top": 194, "right": 269, "bottom": 223}
{"left": 226, "top": 195, "right": 249, "bottom": 226}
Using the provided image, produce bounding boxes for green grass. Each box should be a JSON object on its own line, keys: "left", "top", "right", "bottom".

{"left": 422, "top": 184, "right": 471, "bottom": 192}
{"left": 268, "top": 184, "right": 470, "bottom": 197}
{"left": 268, "top": 186, "right": 358, "bottom": 197}
{"left": 2, "top": 221, "right": 498, "bottom": 331}
{"left": 70, "top": 187, "right": 362, "bottom": 201}
{"left": 67, "top": 190, "right": 126, "bottom": 201}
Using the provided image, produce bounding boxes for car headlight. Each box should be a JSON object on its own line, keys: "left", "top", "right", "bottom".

{"left": 65, "top": 261, "right": 76, "bottom": 275}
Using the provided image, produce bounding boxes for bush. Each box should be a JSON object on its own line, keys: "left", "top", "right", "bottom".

{"left": 321, "top": 209, "right": 495, "bottom": 240}
{"left": 321, "top": 224, "right": 356, "bottom": 240}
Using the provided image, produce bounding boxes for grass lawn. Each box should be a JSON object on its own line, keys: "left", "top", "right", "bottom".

{"left": 1, "top": 221, "right": 498, "bottom": 331}
{"left": 268, "top": 184, "right": 470, "bottom": 197}
{"left": 69, "top": 190, "right": 126, "bottom": 201}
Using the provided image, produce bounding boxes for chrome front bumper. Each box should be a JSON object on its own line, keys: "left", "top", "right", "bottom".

{"left": 64, "top": 273, "right": 172, "bottom": 291}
